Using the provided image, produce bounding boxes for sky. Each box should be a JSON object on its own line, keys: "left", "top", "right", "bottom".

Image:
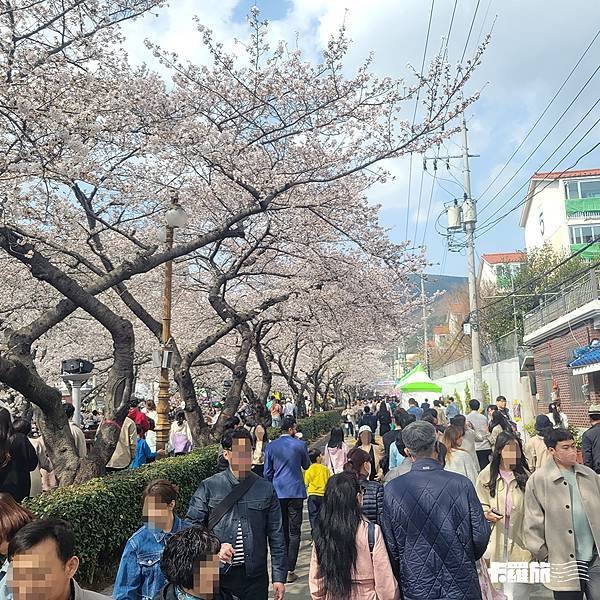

{"left": 121, "top": 0, "right": 600, "bottom": 277}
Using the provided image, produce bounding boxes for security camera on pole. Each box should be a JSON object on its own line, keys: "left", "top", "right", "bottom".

{"left": 441, "top": 114, "right": 484, "bottom": 401}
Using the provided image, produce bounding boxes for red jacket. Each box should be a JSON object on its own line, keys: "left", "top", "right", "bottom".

{"left": 128, "top": 408, "right": 150, "bottom": 437}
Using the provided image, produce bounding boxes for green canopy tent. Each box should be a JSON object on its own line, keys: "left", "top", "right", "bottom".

{"left": 397, "top": 363, "right": 442, "bottom": 394}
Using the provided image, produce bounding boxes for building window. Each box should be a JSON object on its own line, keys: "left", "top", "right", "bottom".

{"left": 536, "top": 355, "right": 552, "bottom": 404}
{"left": 567, "top": 348, "right": 587, "bottom": 404}
{"left": 569, "top": 224, "right": 600, "bottom": 244}
{"left": 565, "top": 179, "right": 600, "bottom": 200}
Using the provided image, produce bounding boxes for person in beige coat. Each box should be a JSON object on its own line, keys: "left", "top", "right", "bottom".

{"left": 476, "top": 432, "right": 531, "bottom": 599}
{"left": 524, "top": 415, "right": 553, "bottom": 472}
{"left": 106, "top": 416, "right": 137, "bottom": 471}
{"left": 524, "top": 427, "right": 600, "bottom": 597}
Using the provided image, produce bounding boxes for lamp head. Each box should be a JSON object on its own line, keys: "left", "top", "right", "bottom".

{"left": 165, "top": 192, "right": 188, "bottom": 228}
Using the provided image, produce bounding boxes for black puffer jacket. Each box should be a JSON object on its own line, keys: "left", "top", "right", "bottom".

{"left": 359, "top": 476, "right": 383, "bottom": 525}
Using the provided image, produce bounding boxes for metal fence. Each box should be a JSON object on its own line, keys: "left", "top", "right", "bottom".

{"left": 523, "top": 270, "right": 599, "bottom": 337}
{"left": 432, "top": 331, "right": 519, "bottom": 379}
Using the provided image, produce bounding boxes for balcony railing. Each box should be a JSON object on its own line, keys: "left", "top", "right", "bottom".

{"left": 523, "top": 270, "right": 599, "bottom": 337}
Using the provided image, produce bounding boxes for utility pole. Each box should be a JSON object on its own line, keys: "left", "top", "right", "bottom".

{"left": 460, "top": 114, "right": 484, "bottom": 402}
{"left": 431, "top": 115, "right": 484, "bottom": 400}
{"left": 421, "top": 274, "right": 430, "bottom": 376}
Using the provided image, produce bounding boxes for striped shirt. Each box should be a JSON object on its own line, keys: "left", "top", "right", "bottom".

{"left": 231, "top": 522, "right": 245, "bottom": 565}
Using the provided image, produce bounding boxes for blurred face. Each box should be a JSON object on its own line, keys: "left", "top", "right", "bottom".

{"left": 360, "top": 461, "right": 371, "bottom": 478}
{"left": 188, "top": 554, "right": 221, "bottom": 596}
{"left": 143, "top": 496, "right": 175, "bottom": 531}
{"left": 500, "top": 440, "right": 520, "bottom": 470}
{"left": 359, "top": 431, "right": 370, "bottom": 445}
{"left": 9, "top": 539, "right": 78, "bottom": 600}
{"left": 550, "top": 438, "right": 578, "bottom": 468}
{"left": 224, "top": 438, "right": 253, "bottom": 476}
{"left": 497, "top": 399, "right": 507, "bottom": 410}
{"left": 255, "top": 425, "right": 265, "bottom": 442}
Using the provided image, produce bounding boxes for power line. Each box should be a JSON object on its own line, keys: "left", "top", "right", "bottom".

{"left": 477, "top": 64, "right": 600, "bottom": 218}
{"left": 476, "top": 28, "right": 600, "bottom": 206}
{"left": 460, "top": 0, "right": 482, "bottom": 63}
{"left": 413, "top": 167, "right": 426, "bottom": 243}
{"left": 476, "top": 104, "right": 600, "bottom": 234}
{"left": 421, "top": 170, "right": 438, "bottom": 246}
{"left": 477, "top": 233, "right": 600, "bottom": 315}
{"left": 476, "top": 121, "right": 600, "bottom": 238}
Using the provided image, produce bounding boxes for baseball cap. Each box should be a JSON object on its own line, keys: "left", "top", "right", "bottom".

{"left": 588, "top": 404, "right": 600, "bottom": 415}
{"left": 358, "top": 424, "right": 373, "bottom": 435}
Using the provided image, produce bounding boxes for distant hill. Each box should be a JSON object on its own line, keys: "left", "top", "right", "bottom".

{"left": 408, "top": 273, "right": 468, "bottom": 296}
{"left": 404, "top": 274, "right": 468, "bottom": 353}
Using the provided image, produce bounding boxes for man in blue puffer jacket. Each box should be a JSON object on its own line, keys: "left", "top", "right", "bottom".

{"left": 382, "top": 421, "right": 490, "bottom": 600}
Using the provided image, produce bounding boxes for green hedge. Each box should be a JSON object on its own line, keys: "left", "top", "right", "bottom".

{"left": 25, "top": 410, "right": 341, "bottom": 586}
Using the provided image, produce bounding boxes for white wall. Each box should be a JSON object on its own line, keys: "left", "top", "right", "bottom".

{"left": 435, "top": 356, "right": 537, "bottom": 429}
{"left": 479, "top": 261, "right": 496, "bottom": 288}
{"left": 523, "top": 180, "right": 569, "bottom": 253}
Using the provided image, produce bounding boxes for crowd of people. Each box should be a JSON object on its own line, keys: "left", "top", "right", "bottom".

{"left": 2, "top": 393, "right": 600, "bottom": 600}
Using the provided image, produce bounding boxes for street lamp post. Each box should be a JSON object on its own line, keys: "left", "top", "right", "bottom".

{"left": 60, "top": 359, "right": 94, "bottom": 426}
{"left": 156, "top": 194, "right": 187, "bottom": 451}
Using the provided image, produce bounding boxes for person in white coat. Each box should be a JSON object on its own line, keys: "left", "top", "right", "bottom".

{"left": 443, "top": 425, "right": 479, "bottom": 485}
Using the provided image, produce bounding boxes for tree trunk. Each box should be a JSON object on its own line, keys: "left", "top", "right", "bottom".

{"left": 213, "top": 325, "right": 253, "bottom": 438}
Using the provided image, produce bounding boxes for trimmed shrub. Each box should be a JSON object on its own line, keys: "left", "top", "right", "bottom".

{"left": 25, "top": 410, "right": 341, "bottom": 585}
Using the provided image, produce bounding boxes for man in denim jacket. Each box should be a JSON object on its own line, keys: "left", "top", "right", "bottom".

{"left": 186, "top": 428, "right": 287, "bottom": 600}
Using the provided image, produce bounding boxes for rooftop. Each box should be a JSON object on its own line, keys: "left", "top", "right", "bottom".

{"left": 520, "top": 168, "right": 600, "bottom": 227}
{"left": 481, "top": 251, "right": 527, "bottom": 265}
{"left": 532, "top": 168, "right": 600, "bottom": 180}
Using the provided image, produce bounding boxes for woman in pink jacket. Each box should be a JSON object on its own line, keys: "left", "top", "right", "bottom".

{"left": 309, "top": 472, "right": 399, "bottom": 600}
{"left": 323, "top": 427, "right": 349, "bottom": 474}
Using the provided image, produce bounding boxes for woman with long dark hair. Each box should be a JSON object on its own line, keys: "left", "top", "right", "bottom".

{"left": 323, "top": 427, "right": 349, "bottom": 475}
{"left": 377, "top": 402, "right": 392, "bottom": 437}
{"left": 0, "top": 408, "right": 37, "bottom": 502}
{"left": 344, "top": 447, "right": 383, "bottom": 525}
{"left": 475, "top": 433, "right": 531, "bottom": 598}
{"left": 309, "top": 472, "right": 399, "bottom": 600}
{"left": 546, "top": 401, "right": 569, "bottom": 429}
{"left": 487, "top": 408, "right": 513, "bottom": 451}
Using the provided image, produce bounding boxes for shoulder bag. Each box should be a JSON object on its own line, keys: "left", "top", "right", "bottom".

{"left": 208, "top": 472, "right": 260, "bottom": 531}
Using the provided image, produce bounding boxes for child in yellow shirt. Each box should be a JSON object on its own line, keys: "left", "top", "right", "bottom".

{"left": 304, "top": 448, "right": 330, "bottom": 537}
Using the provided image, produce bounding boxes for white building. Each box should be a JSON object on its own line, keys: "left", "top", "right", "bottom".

{"left": 479, "top": 252, "right": 527, "bottom": 290}
{"left": 520, "top": 169, "right": 600, "bottom": 258}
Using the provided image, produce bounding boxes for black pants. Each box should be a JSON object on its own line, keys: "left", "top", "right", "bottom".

{"left": 476, "top": 449, "right": 491, "bottom": 470}
{"left": 307, "top": 495, "right": 323, "bottom": 537}
{"left": 221, "top": 564, "right": 269, "bottom": 600}
{"left": 280, "top": 498, "right": 303, "bottom": 572}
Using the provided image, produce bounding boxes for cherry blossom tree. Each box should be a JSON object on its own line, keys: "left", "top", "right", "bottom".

{"left": 0, "top": 2, "right": 486, "bottom": 483}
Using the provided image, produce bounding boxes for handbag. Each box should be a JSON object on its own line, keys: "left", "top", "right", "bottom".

{"left": 207, "top": 472, "right": 260, "bottom": 531}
